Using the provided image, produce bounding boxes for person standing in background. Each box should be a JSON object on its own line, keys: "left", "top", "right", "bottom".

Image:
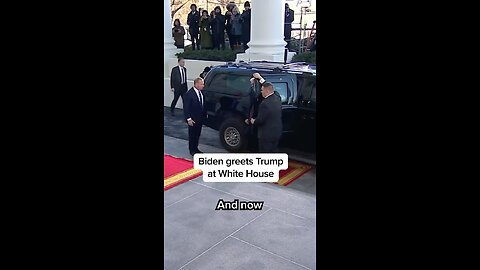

{"left": 199, "top": 66, "right": 211, "bottom": 79}
{"left": 226, "top": 1, "right": 236, "bottom": 12}
{"left": 240, "top": 1, "right": 251, "bottom": 51}
{"left": 170, "top": 57, "right": 188, "bottom": 116}
{"left": 184, "top": 78, "right": 207, "bottom": 156}
{"left": 284, "top": 3, "right": 295, "bottom": 50}
{"left": 199, "top": 10, "right": 213, "bottom": 49}
{"left": 225, "top": 4, "right": 235, "bottom": 50}
{"left": 187, "top": 4, "right": 200, "bottom": 50}
{"left": 230, "top": 6, "right": 242, "bottom": 50}
{"left": 172, "top": 19, "right": 185, "bottom": 49}
{"left": 211, "top": 6, "right": 226, "bottom": 50}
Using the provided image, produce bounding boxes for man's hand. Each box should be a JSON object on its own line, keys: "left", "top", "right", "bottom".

{"left": 250, "top": 118, "right": 255, "bottom": 124}
{"left": 187, "top": 119, "right": 195, "bottom": 126}
{"left": 171, "top": 88, "right": 175, "bottom": 92}
{"left": 252, "top": 73, "right": 262, "bottom": 80}
{"left": 245, "top": 118, "right": 250, "bottom": 125}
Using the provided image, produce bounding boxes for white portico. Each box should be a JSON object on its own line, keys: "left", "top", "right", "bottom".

{"left": 236, "top": 0, "right": 296, "bottom": 63}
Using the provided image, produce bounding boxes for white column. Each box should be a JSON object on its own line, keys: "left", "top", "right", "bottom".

{"left": 164, "top": 0, "right": 183, "bottom": 107}
{"left": 164, "top": 0, "right": 178, "bottom": 73}
{"left": 236, "top": 0, "right": 294, "bottom": 63}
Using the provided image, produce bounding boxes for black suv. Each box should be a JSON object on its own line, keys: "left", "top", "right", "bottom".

{"left": 202, "top": 61, "right": 316, "bottom": 153}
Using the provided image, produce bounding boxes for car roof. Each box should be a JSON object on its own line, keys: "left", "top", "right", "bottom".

{"left": 211, "top": 61, "right": 316, "bottom": 76}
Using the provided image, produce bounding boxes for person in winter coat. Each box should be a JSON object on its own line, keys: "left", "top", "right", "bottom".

{"left": 172, "top": 19, "right": 186, "bottom": 49}
{"left": 199, "top": 10, "right": 213, "bottom": 49}
{"left": 187, "top": 4, "right": 200, "bottom": 50}
{"left": 230, "top": 6, "right": 242, "bottom": 49}
{"left": 240, "top": 1, "right": 251, "bottom": 51}
{"left": 210, "top": 6, "right": 226, "bottom": 50}
{"left": 225, "top": 4, "right": 234, "bottom": 50}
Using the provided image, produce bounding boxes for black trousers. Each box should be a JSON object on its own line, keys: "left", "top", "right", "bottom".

{"left": 213, "top": 33, "right": 225, "bottom": 50}
{"left": 258, "top": 139, "right": 279, "bottom": 153}
{"left": 170, "top": 88, "right": 186, "bottom": 112}
{"left": 242, "top": 33, "right": 250, "bottom": 51}
{"left": 190, "top": 30, "right": 200, "bottom": 50}
{"left": 188, "top": 122, "right": 203, "bottom": 154}
{"left": 230, "top": 35, "right": 241, "bottom": 47}
{"left": 226, "top": 29, "right": 233, "bottom": 50}
{"left": 284, "top": 29, "right": 292, "bottom": 50}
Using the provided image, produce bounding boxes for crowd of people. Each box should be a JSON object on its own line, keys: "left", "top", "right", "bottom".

{"left": 172, "top": 2, "right": 303, "bottom": 51}
{"left": 172, "top": 2, "right": 252, "bottom": 50}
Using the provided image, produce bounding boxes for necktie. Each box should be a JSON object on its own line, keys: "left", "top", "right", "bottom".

{"left": 199, "top": 91, "right": 203, "bottom": 108}
{"left": 180, "top": 67, "right": 184, "bottom": 84}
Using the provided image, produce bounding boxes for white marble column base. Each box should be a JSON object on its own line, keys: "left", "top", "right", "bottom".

{"left": 236, "top": 51, "right": 296, "bottom": 63}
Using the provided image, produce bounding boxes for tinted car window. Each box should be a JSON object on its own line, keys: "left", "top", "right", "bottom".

{"left": 298, "top": 76, "right": 314, "bottom": 101}
{"left": 210, "top": 73, "right": 251, "bottom": 96}
{"left": 271, "top": 82, "right": 289, "bottom": 104}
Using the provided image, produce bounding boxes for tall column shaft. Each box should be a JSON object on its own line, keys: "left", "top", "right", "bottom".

{"left": 236, "top": 0, "right": 289, "bottom": 62}
{"left": 164, "top": 0, "right": 178, "bottom": 74}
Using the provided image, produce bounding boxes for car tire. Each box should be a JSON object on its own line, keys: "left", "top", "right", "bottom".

{"left": 219, "top": 118, "right": 248, "bottom": 152}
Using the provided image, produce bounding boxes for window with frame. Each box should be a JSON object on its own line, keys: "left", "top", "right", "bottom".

{"left": 299, "top": 77, "right": 315, "bottom": 100}
{"left": 271, "top": 82, "right": 289, "bottom": 104}
{"left": 210, "top": 73, "right": 251, "bottom": 96}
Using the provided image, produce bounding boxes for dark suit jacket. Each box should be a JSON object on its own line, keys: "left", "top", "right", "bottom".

{"left": 183, "top": 87, "right": 207, "bottom": 124}
{"left": 170, "top": 66, "right": 187, "bottom": 93}
{"left": 187, "top": 11, "right": 200, "bottom": 34}
{"left": 284, "top": 8, "right": 294, "bottom": 33}
{"left": 254, "top": 93, "right": 282, "bottom": 141}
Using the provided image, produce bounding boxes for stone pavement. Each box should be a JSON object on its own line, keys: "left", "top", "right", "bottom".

{"left": 164, "top": 135, "right": 316, "bottom": 270}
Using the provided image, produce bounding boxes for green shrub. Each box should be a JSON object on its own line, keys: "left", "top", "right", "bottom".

{"left": 289, "top": 38, "right": 308, "bottom": 53}
{"left": 292, "top": 51, "right": 316, "bottom": 64}
{"left": 176, "top": 48, "right": 242, "bottom": 62}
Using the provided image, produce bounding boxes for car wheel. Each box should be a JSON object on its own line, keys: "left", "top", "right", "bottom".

{"left": 219, "top": 118, "right": 248, "bottom": 152}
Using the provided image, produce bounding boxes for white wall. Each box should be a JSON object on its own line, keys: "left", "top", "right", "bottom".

{"left": 164, "top": 58, "right": 227, "bottom": 108}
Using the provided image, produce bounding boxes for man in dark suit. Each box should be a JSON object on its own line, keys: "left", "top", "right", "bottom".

{"left": 245, "top": 73, "right": 283, "bottom": 153}
{"left": 183, "top": 78, "right": 207, "bottom": 156}
{"left": 187, "top": 4, "right": 200, "bottom": 50}
{"left": 284, "top": 3, "right": 295, "bottom": 50}
{"left": 170, "top": 57, "right": 188, "bottom": 116}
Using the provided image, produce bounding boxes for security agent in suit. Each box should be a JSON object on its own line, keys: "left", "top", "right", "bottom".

{"left": 284, "top": 3, "right": 295, "bottom": 50}
{"left": 245, "top": 73, "right": 283, "bottom": 153}
{"left": 183, "top": 78, "right": 207, "bottom": 156}
{"left": 170, "top": 57, "right": 188, "bottom": 116}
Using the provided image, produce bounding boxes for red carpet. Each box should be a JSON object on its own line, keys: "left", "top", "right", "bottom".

{"left": 277, "top": 160, "right": 313, "bottom": 186}
{"left": 164, "top": 155, "right": 203, "bottom": 191}
{"left": 164, "top": 154, "right": 312, "bottom": 191}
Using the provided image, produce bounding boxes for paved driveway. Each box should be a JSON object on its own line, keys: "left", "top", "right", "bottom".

{"left": 164, "top": 135, "right": 316, "bottom": 269}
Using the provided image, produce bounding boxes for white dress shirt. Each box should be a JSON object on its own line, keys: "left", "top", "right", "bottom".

{"left": 179, "top": 66, "right": 185, "bottom": 84}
